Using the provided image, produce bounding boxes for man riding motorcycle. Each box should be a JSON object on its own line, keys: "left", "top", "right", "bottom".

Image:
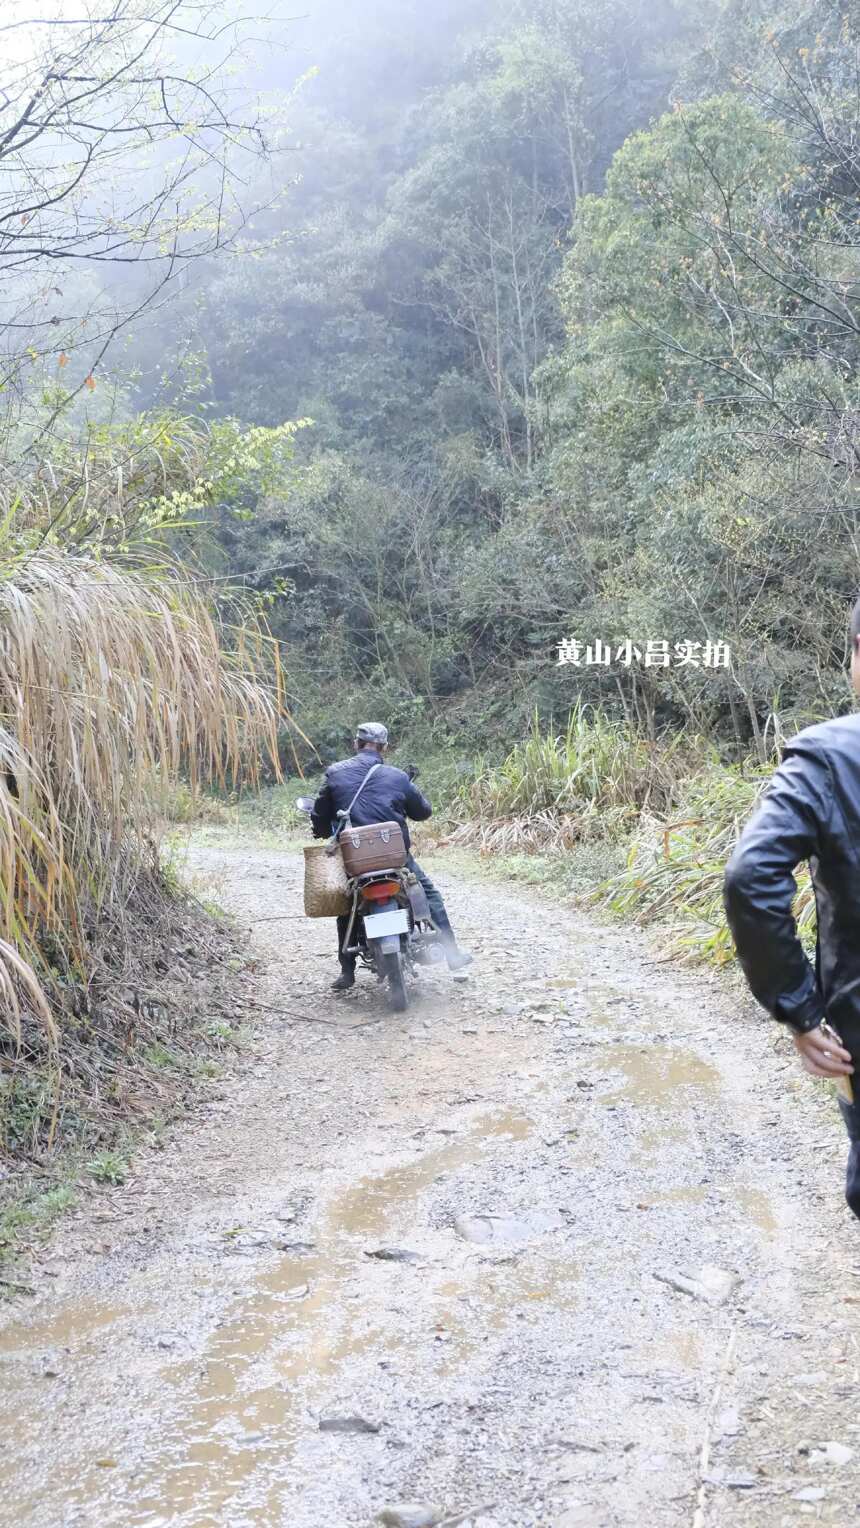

{"left": 310, "top": 722, "right": 474, "bottom": 990}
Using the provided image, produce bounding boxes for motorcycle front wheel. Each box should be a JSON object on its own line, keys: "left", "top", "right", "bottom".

{"left": 382, "top": 948, "right": 409, "bottom": 1013}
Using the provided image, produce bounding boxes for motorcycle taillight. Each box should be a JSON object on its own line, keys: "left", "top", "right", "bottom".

{"left": 361, "top": 881, "right": 401, "bottom": 901}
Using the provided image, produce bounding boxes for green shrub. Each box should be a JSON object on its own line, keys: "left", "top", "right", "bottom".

{"left": 85, "top": 1150, "right": 130, "bottom": 1186}
{"left": 449, "top": 707, "right": 707, "bottom": 852}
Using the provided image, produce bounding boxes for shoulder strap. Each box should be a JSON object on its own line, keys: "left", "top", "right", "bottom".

{"left": 329, "top": 762, "right": 383, "bottom": 849}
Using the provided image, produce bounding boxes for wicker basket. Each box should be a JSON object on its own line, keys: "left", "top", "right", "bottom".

{"left": 303, "top": 842, "right": 351, "bottom": 918}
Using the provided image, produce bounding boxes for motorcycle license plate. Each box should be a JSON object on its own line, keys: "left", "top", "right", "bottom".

{"left": 363, "top": 908, "right": 409, "bottom": 939}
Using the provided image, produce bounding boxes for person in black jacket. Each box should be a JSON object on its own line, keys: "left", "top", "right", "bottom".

{"left": 311, "top": 722, "right": 473, "bottom": 990}
{"left": 724, "top": 598, "right": 860, "bottom": 1219}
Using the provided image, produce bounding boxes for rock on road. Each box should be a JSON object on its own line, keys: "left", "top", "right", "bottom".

{"left": 1, "top": 843, "right": 859, "bottom": 1528}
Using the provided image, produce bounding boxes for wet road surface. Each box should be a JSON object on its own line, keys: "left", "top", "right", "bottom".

{"left": 1, "top": 844, "right": 859, "bottom": 1526}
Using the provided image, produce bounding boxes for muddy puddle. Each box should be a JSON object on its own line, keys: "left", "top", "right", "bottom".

{"left": 0, "top": 1295, "right": 135, "bottom": 1358}
{"left": 734, "top": 1186, "right": 778, "bottom": 1236}
{"left": 598, "top": 1042, "right": 719, "bottom": 1107}
{"left": 0, "top": 1106, "right": 578, "bottom": 1528}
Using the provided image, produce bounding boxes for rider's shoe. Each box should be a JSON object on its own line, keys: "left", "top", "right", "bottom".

{"left": 331, "top": 969, "right": 355, "bottom": 992}
{"left": 445, "top": 947, "right": 474, "bottom": 976}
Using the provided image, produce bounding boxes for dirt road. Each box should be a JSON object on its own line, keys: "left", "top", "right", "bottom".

{"left": 1, "top": 843, "right": 859, "bottom": 1528}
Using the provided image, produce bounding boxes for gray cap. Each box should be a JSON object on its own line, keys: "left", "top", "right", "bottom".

{"left": 355, "top": 721, "right": 389, "bottom": 746}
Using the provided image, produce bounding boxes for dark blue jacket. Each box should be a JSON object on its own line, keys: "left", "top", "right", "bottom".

{"left": 310, "top": 748, "right": 432, "bottom": 851}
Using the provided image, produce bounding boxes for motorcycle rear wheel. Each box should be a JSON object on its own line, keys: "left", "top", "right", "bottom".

{"left": 382, "top": 949, "right": 409, "bottom": 1012}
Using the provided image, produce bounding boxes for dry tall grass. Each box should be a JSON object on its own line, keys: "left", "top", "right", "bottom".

{"left": 0, "top": 544, "right": 279, "bottom": 1140}
{"left": 451, "top": 711, "right": 811, "bottom": 973}
{"left": 602, "top": 761, "right": 815, "bottom": 964}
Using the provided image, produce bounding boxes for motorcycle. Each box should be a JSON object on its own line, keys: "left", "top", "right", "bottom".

{"left": 296, "top": 774, "right": 441, "bottom": 1012}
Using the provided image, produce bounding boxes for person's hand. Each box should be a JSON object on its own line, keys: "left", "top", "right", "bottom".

{"left": 793, "top": 1024, "right": 854, "bottom": 1079}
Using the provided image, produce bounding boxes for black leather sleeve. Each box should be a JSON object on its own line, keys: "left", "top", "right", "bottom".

{"left": 723, "top": 745, "right": 832, "bottom": 1033}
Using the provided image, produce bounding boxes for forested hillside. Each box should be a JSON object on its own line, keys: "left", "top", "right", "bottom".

{"left": 165, "top": 0, "right": 860, "bottom": 761}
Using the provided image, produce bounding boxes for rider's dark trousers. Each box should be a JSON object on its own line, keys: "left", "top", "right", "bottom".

{"left": 337, "top": 854, "right": 454, "bottom": 972}
{"left": 838, "top": 1093, "right": 860, "bottom": 1220}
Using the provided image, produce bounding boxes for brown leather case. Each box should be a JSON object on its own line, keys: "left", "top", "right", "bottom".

{"left": 339, "top": 821, "right": 407, "bottom": 877}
